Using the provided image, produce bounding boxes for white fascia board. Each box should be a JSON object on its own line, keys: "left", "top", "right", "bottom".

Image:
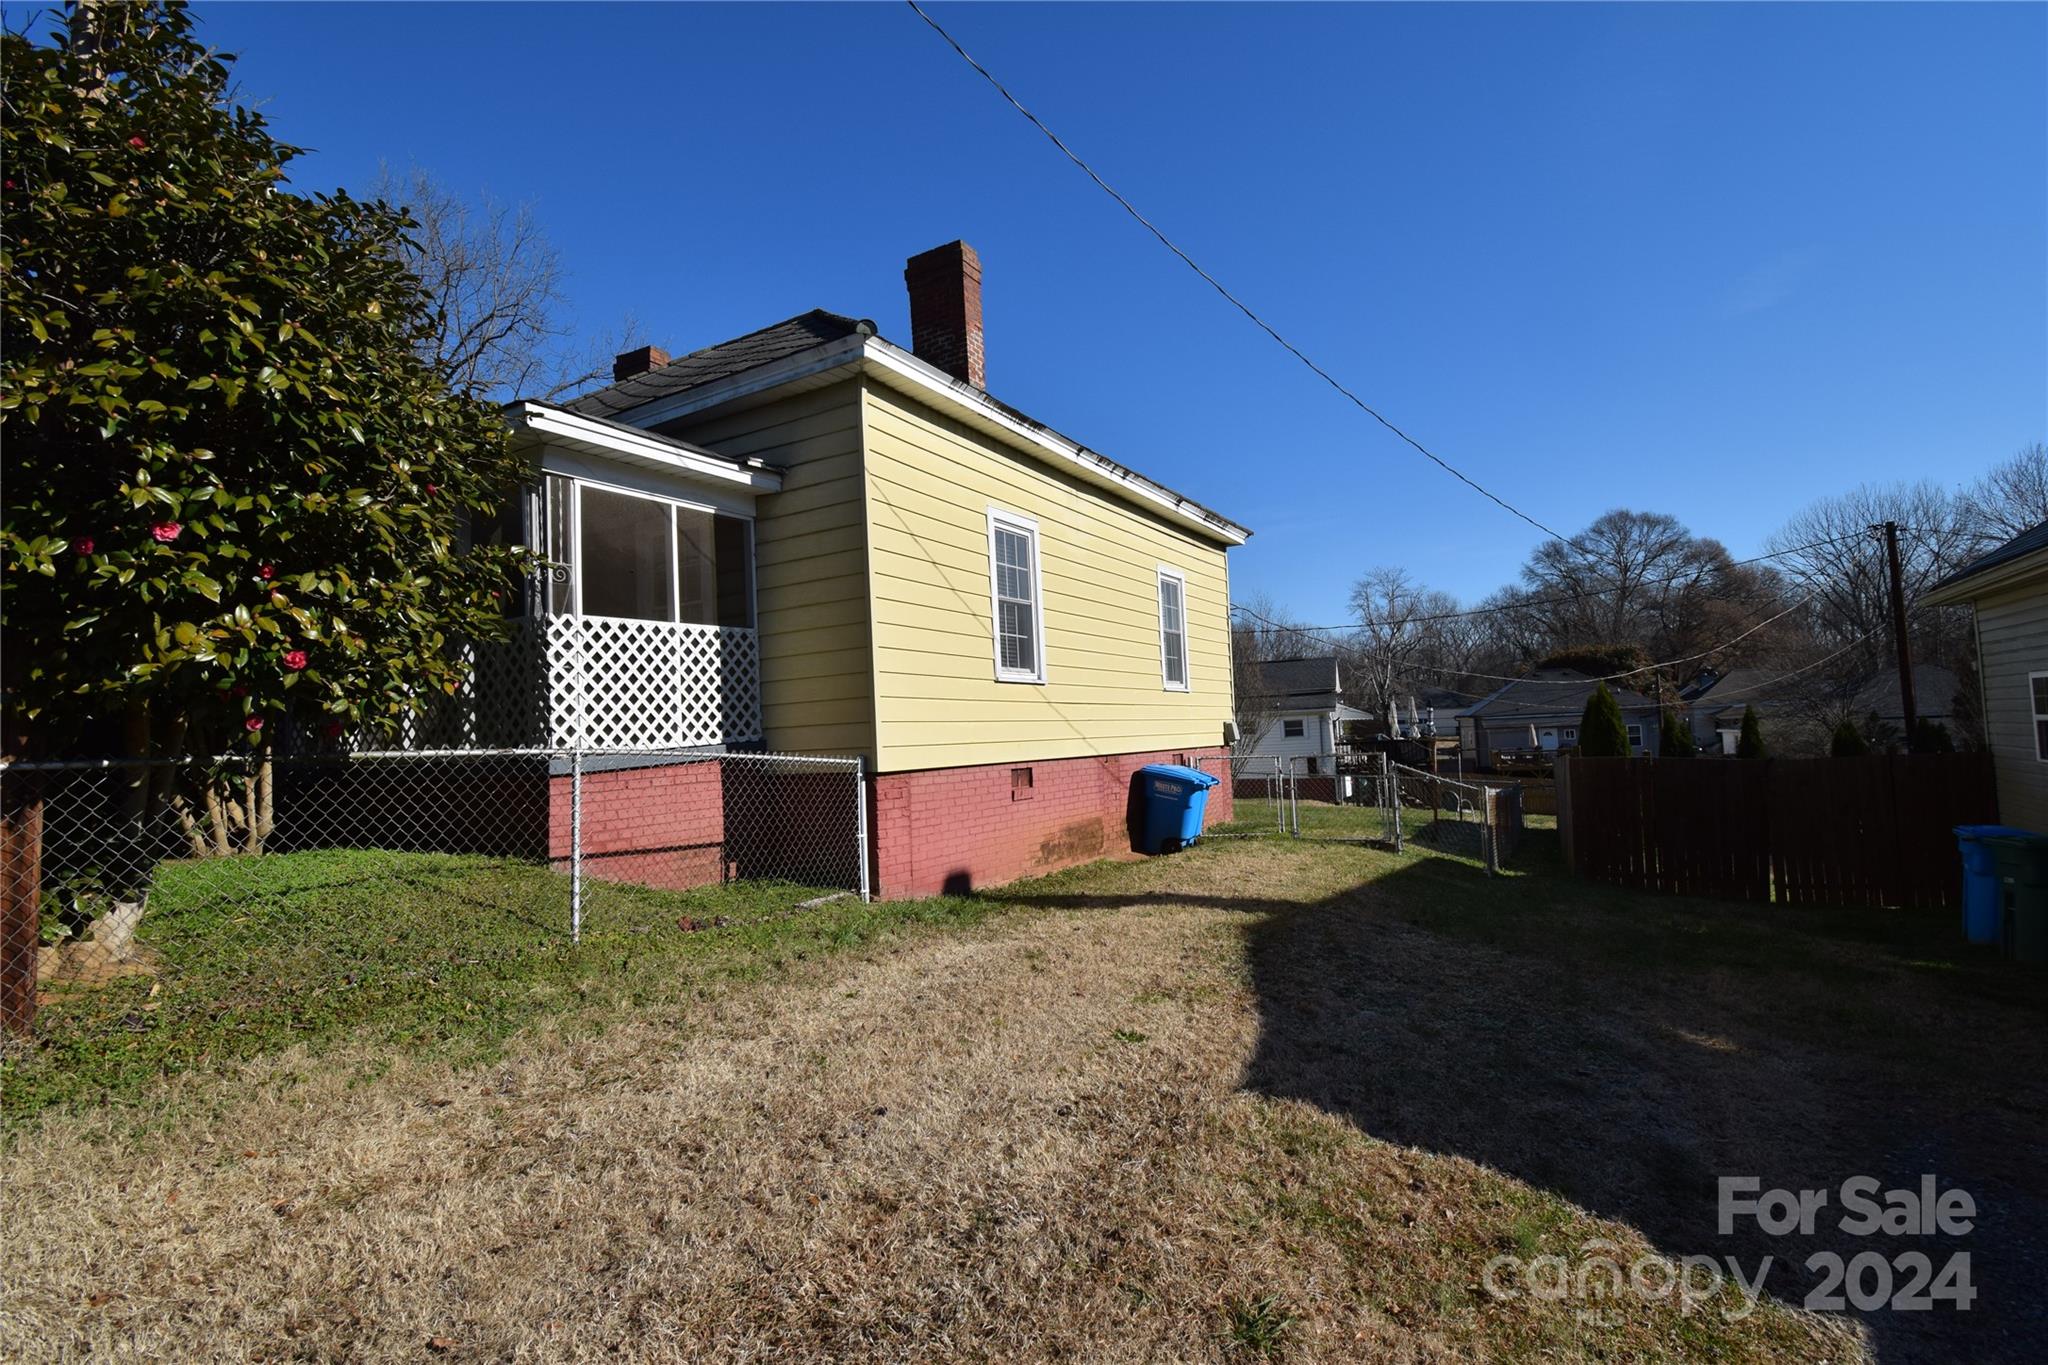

{"left": 507, "top": 403, "right": 783, "bottom": 494}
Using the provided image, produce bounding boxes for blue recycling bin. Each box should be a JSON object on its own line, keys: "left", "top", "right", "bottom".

{"left": 1955, "top": 825, "right": 2034, "bottom": 945}
{"left": 1137, "top": 763, "right": 1220, "bottom": 854}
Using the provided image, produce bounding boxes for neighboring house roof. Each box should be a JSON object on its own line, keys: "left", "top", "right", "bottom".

{"left": 1685, "top": 667, "right": 1795, "bottom": 723}
{"left": 550, "top": 311, "right": 1250, "bottom": 546}
{"left": 1924, "top": 519, "right": 2048, "bottom": 605}
{"left": 1256, "top": 657, "right": 1348, "bottom": 712}
{"left": 564, "top": 311, "right": 870, "bottom": 421}
{"left": 1467, "top": 669, "right": 1660, "bottom": 725}
{"left": 1849, "top": 664, "right": 1960, "bottom": 722}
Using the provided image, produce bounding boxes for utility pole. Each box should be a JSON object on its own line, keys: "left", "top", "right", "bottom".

{"left": 1880, "top": 521, "right": 1920, "bottom": 749}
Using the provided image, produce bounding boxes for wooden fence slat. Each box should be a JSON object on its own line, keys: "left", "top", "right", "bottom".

{"left": 1557, "top": 753, "right": 1994, "bottom": 912}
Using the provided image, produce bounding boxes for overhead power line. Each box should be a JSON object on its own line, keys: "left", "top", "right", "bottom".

{"left": 1229, "top": 528, "right": 1876, "bottom": 636}
{"left": 904, "top": 0, "right": 1579, "bottom": 547}
{"left": 1234, "top": 593, "right": 1816, "bottom": 689}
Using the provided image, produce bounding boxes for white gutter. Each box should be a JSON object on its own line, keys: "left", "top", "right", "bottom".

{"left": 507, "top": 402, "right": 784, "bottom": 494}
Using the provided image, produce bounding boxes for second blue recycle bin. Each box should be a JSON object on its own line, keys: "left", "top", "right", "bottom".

{"left": 1955, "top": 825, "right": 2034, "bottom": 945}
{"left": 1137, "top": 763, "right": 1220, "bottom": 854}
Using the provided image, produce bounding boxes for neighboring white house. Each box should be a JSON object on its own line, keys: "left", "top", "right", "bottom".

{"left": 1242, "top": 657, "right": 1373, "bottom": 777}
{"left": 1924, "top": 520, "right": 2048, "bottom": 830}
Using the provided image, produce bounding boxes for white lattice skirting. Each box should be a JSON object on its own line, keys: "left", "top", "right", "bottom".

{"left": 545, "top": 616, "right": 764, "bottom": 750}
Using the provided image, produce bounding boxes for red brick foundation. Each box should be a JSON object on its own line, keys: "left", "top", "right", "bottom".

{"left": 548, "top": 759, "right": 729, "bottom": 891}
{"left": 870, "top": 746, "right": 1232, "bottom": 899}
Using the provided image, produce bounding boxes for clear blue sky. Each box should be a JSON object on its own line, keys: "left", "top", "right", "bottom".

{"left": 170, "top": 1, "right": 2045, "bottom": 622}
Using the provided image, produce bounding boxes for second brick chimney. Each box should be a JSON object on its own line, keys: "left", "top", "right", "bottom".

{"left": 903, "top": 241, "right": 984, "bottom": 389}
{"left": 612, "top": 344, "right": 670, "bottom": 383}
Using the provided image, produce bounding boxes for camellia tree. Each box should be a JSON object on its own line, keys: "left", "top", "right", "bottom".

{"left": 2, "top": 2, "right": 532, "bottom": 855}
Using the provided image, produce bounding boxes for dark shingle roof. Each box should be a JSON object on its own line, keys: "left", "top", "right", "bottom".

{"left": 1256, "top": 657, "right": 1341, "bottom": 706}
{"left": 564, "top": 310, "right": 870, "bottom": 419}
{"left": 1851, "top": 664, "right": 1961, "bottom": 721}
{"left": 1469, "top": 670, "right": 1660, "bottom": 723}
{"left": 1929, "top": 519, "right": 2048, "bottom": 595}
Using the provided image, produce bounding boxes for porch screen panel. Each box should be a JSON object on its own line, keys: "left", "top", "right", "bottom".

{"left": 993, "top": 525, "right": 1037, "bottom": 676}
{"left": 675, "top": 508, "right": 755, "bottom": 628}
{"left": 580, "top": 486, "right": 673, "bottom": 621}
{"left": 544, "top": 474, "right": 575, "bottom": 615}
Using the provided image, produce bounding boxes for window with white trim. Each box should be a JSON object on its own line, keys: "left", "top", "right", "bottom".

{"left": 1626, "top": 723, "right": 1643, "bottom": 750}
{"left": 549, "top": 476, "right": 753, "bottom": 627}
{"left": 2032, "top": 673, "right": 2048, "bottom": 760}
{"left": 1157, "top": 567, "right": 1189, "bottom": 691}
{"left": 1282, "top": 719, "right": 1305, "bottom": 739}
{"left": 988, "top": 509, "right": 1045, "bottom": 683}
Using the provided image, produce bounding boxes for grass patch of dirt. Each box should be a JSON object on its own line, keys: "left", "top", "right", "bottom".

{"left": 4, "top": 848, "right": 991, "bottom": 1124}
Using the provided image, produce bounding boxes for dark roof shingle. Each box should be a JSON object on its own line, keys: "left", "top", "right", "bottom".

{"left": 563, "top": 310, "right": 870, "bottom": 419}
{"left": 1929, "top": 519, "right": 2048, "bottom": 595}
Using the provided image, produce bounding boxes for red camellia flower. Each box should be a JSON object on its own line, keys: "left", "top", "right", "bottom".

{"left": 322, "top": 720, "right": 345, "bottom": 740}
{"left": 282, "top": 649, "right": 309, "bottom": 671}
{"left": 424, "top": 483, "right": 441, "bottom": 497}
{"left": 150, "top": 521, "right": 182, "bottom": 544}
{"left": 258, "top": 563, "right": 276, "bottom": 580}
{"left": 231, "top": 685, "right": 249, "bottom": 698}
{"left": 128, "top": 135, "right": 146, "bottom": 148}
{"left": 72, "top": 536, "right": 95, "bottom": 556}
{"left": 244, "top": 715, "right": 265, "bottom": 732}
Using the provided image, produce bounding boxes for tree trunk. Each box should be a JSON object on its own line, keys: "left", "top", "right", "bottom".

{"left": 1, "top": 769, "right": 43, "bottom": 1039}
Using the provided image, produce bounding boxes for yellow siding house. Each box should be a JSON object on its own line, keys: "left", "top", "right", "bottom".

{"left": 561, "top": 241, "right": 1250, "bottom": 895}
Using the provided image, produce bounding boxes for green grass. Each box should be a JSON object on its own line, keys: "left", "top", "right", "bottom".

{"left": 4, "top": 849, "right": 990, "bottom": 1125}
{"left": 1211, "top": 796, "right": 1497, "bottom": 850}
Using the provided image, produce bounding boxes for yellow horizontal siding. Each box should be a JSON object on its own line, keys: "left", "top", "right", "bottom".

{"left": 862, "top": 382, "right": 1233, "bottom": 772}
{"left": 664, "top": 383, "right": 874, "bottom": 758}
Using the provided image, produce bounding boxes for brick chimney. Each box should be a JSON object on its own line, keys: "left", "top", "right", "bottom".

{"left": 903, "top": 241, "right": 984, "bottom": 388}
{"left": 612, "top": 345, "right": 669, "bottom": 383}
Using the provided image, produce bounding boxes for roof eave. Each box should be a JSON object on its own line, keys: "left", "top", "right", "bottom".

{"left": 1922, "top": 545, "right": 2048, "bottom": 606}
{"left": 505, "top": 402, "right": 785, "bottom": 494}
{"left": 572, "top": 334, "right": 1251, "bottom": 548}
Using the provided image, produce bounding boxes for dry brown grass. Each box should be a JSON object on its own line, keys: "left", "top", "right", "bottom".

{"left": 0, "top": 837, "right": 1899, "bottom": 1361}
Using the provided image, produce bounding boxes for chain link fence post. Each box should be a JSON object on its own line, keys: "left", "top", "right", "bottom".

{"left": 855, "top": 756, "right": 871, "bottom": 903}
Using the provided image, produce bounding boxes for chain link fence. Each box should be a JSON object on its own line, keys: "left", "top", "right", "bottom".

{"left": 1199, "top": 750, "right": 1524, "bottom": 876}
{"left": 0, "top": 748, "right": 865, "bottom": 1043}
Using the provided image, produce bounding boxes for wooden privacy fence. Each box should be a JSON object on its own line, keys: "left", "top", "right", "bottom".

{"left": 1557, "top": 753, "right": 1997, "bottom": 909}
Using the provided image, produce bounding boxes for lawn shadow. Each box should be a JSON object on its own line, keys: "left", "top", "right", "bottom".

{"left": 1008, "top": 832, "right": 2048, "bottom": 1364}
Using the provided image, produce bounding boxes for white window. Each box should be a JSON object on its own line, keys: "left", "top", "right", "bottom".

{"left": 550, "top": 475, "right": 753, "bottom": 627}
{"left": 1626, "top": 723, "right": 1643, "bottom": 750}
{"left": 987, "top": 509, "right": 1045, "bottom": 683}
{"left": 1157, "top": 567, "right": 1189, "bottom": 691}
{"left": 2033, "top": 673, "right": 2048, "bottom": 760}
{"left": 1282, "top": 719, "right": 1305, "bottom": 739}
{"left": 1563, "top": 728, "right": 1577, "bottom": 743}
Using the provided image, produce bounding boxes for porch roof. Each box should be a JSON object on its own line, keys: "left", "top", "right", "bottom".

{"left": 506, "top": 402, "right": 784, "bottom": 494}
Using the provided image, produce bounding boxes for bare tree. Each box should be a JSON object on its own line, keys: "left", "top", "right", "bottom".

{"left": 1764, "top": 480, "right": 1980, "bottom": 679}
{"left": 1347, "top": 567, "right": 1461, "bottom": 720}
{"left": 1963, "top": 442, "right": 2048, "bottom": 541}
{"left": 370, "top": 164, "right": 635, "bottom": 401}
{"left": 1229, "top": 592, "right": 1325, "bottom": 748}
